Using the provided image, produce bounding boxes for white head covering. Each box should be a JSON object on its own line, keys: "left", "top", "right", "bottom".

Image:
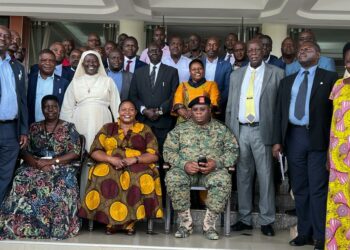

{"left": 73, "top": 50, "right": 107, "bottom": 79}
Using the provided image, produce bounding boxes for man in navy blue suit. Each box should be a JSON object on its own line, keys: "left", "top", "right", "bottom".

{"left": 122, "top": 36, "right": 147, "bottom": 73}
{"left": 0, "top": 25, "right": 28, "bottom": 203}
{"left": 27, "top": 49, "right": 69, "bottom": 125}
{"left": 260, "top": 35, "right": 285, "bottom": 69}
{"left": 202, "top": 36, "right": 232, "bottom": 119}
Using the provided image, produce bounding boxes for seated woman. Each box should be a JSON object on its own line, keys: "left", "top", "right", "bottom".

{"left": 78, "top": 100, "right": 163, "bottom": 235}
{"left": 0, "top": 95, "right": 81, "bottom": 240}
{"left": 173, "top": 59, "right": 220, "bottom": 123}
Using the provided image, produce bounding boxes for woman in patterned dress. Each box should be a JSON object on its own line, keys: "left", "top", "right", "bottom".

{"left": 325, "top": 42, "right": 350, "bottom": 250}
{"left": 78, "top": 100, "right": 163, "bottom": 235}
{"left": 0, "top": 95, "right": 81, "bottom": 240}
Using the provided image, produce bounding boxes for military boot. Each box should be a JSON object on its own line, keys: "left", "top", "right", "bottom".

{"left": 203, "top": 209, "right": 219, "bottom": 240}
{"left": 175, "top": 209, "right": 193, "bottom": 238}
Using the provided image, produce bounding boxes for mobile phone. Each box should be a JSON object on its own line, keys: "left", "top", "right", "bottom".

{"left": 197, "top": 155, "right": 207, "bottom": 165}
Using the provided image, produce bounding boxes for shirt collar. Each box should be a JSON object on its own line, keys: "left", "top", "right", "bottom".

{"left": 206, "top": 57, "right": 218, "bottom": 64}
{"left": 150, "top": 62, "right": 161, "bottom": 68}
{"left": 248, "top": 61, "right": 265, "bottom": 73}
{"left": 300, "top": 64, "right": 317, "bottom": 76}
{"left": 38, "top": 72, "right": 54, "bottom": 79}
{"left": 264, "top": 54, "right": 271, "bottom": 63}
{"left": 124, "top": 56, "right": 136, "bottom": 63}
{"left": 0, "top": 52, "right": 12, "bottom": 62}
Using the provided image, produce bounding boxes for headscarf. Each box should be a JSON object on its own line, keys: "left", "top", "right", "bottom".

{"left": 73, "top": 50, "right": 107, "bottom": 79}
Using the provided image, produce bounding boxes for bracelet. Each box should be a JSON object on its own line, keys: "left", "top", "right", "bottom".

{"left": 135, "top": 156, "right": 139, "bottom": 164}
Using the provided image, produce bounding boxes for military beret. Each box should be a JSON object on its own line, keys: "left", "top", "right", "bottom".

{"left": 188, "top": 96, "right": 211, "bottom": 108}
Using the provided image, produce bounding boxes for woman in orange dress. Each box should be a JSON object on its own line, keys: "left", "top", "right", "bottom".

{"left": 78, "top": 100, "right": 163, "bottom": 235}
{"left": 173, "top": 59, "right": 220, "bottom": 122}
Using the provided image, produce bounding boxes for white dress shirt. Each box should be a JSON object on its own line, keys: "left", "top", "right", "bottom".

{"left": 162, "top": 55, "right": 190, "bottom": 83}
{"left": 238, "top": 62, "right": 265, "bottom": 123}
{"left": 224, "top": 52, "right": 235, "bottom": 65}
{"left": 124, "top": 56, "right": 136, "bottom": 73}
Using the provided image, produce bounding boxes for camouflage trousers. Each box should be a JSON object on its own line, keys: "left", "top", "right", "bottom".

{"left": 165, "top": 167, "right": 232, "bottom": 213}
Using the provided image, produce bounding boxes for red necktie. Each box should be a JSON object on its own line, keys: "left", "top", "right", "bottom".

{"left": 125, "top": 60, "right": 132, "bottom": 72}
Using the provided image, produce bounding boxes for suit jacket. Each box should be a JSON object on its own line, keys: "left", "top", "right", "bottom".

{"left": 1, "top": 59, "right": 28, "bottom": 136}
{"left": 226, "top": 63, "right": 285, "bottom": 145}
{"left": 63, "top": 66, "right": 75, "bottom": 83}
{"left": 27, "top": 73, "right": 69, "bottom": 125}
{"left": 266, "top": 54, "right": 285, "bottom": 69}
{"left": 129, "top": 63, "right": 179, "bottom": 129}
{"left": 120, "top": 71, "right": 133, "bottom": 101}
{"left": 273, "top": 67, "right": 338, "bottom": 150}
{"left": 29, "top": 64, "right": 71, "bottom": 82}
{"left": 202, "top": 56, "right": 232, "bottom": 107}
{"left": 135, "top": 58, "right": 147, "bottom": 71}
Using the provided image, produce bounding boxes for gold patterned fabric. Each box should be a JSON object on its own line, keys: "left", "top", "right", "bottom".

{"left": 78, "top": 121, "right": 163, "bottom": 228}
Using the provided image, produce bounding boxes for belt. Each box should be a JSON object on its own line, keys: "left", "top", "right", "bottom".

{"left": 239, "top": 122, "right": 259, "bottom": 127}
{"left": 289, "top": 123, "right": 309, "bottom": 129}
{"left": 0, "top": 119, "right": 17, "bottom": 124}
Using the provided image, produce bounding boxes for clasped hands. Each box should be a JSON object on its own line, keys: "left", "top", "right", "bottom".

{"left": 184, "top": 159, "right": 216, "bottom": 175}
{"left": 143, "top": 108, "right": 160, "bottom": 121}
{"left": 108, "top": 156, "right": 138, "bottom": 170}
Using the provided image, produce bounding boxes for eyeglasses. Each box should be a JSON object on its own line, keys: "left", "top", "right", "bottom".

{"left": 0, "top": 33, "right": 11, "bottom": 40}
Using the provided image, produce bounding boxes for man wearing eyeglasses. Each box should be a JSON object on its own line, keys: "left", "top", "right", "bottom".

{"left": 226, "top": 39, "right": 284, "bottom": 237}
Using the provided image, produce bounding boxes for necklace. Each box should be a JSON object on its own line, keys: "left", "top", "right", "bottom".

{"left": 44, "top": 119, "right": 60, "bottom": 137}
{"left": 43, "top": 119, "right": 60, "bottom": 157}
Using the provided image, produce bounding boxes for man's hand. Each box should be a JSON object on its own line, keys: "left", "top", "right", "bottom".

{"left": 19, "top": 135, "right": 28, "bottom": 149}
{"left": 198, "top": 158, "right": 216, "bottom": 174}
{"left": 143, "top": 108, "right": 159, "bottom": 121}
{"left": 272, "top": 144, "right": 283, "bottom": 159}
{"left": 177, "top": 108, "right": 191, "bottom": 120}
{"left": 184, "top": 161, "right": 200, "bottom": 175}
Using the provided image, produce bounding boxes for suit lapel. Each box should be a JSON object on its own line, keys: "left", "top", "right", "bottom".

{"left": 214, "top": 59, "right": 222, "bottom": 82}
{"left": 153, "top": 64, "right": 165, "bottom": 90}
{"left": 53, "top": 75, "right": 59, "bottom": 96}
{"left": 260, "top": 64, "right": 272, "bottom": 97}
{"left": 310, "top": 67, "right": 323, "bottom": 99}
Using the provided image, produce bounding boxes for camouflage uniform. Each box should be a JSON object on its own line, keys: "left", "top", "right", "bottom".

{"left": 164, "top": 118, "right": 239, "bottom": 213}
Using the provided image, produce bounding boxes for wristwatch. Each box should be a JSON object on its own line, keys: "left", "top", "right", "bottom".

{"left": 55, "top": 158, "right": 60, "bottom": 164}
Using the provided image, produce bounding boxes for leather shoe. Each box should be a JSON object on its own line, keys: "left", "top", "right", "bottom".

{"left": 231, "top": 221, "right": 253, "bottom": 231}
{"left": 289, "top": 235, "right": 313, "bottom": 246}
{"left": 314, "top": 240, "right": 324, "bottom": 250}
{"left": 261, "top": 224, "right": 275, "bottom": 236}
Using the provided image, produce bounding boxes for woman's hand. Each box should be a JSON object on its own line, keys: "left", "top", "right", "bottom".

{"left": 177, "top": 108, "right": 191, "bottom": 120}
{"left": 122, "top": 157, "right": 138, "bottom": 166}
{"left": 36, "top": 159, "right": 54, "bottom": 169}
{"left": 108, "top": 156, "right": 125, "bottom": 170}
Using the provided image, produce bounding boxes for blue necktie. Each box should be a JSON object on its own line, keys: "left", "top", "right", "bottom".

{"left": 294, "top": 71, "right": 309, "bottom": 120}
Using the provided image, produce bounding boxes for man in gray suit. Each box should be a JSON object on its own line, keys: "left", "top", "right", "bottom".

{"left": 107, "top": 48, "right": 132, "bottom": 101}
{"left": 226, "top": 39, "right": 284, "bottom": 236}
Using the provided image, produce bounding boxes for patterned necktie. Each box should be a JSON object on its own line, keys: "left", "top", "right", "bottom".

{"left": 294, "top": 71, "right": 310, "bottom": 120}
{"left": 245, "top": 69, "right": 256, "bottom": 123}
{"left": 125, "top": 60, "right": 132, "bottom": 72}
{"left": 150, "top": 65, "right": 157, "bottom": 87}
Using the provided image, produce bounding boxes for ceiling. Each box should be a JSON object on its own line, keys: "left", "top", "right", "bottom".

{"left": 1, "top": 0, "right": 350, "bottom": 26}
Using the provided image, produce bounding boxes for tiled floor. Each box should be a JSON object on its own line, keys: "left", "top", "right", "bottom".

{"left": 0, "top": 223, "right": 314, "bottom": 250}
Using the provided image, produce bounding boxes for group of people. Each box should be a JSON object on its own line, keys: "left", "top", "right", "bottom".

{"left": 0, "top": 23, "right": 349, "bottom": 250}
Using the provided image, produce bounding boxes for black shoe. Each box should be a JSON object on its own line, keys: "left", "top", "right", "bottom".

{"left": 289, "top": 235, "right": 313, "bottom": 246}
{"left": 261, "top": 224, "right": 275, "bottom": 236}
{"left": 285, "top": 208, "right": 296, "bottom": 216}
{"left": 314, "top": 240, "right": 325, "bottom": 250}
{"left": 231, "top": 221, "right": 253, "bottom": 231}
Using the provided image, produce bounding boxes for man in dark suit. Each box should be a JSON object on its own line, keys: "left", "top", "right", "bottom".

{"left": 260, "top": 35, "right": 285, "bottom": 69}
{"left": 202, "top": 36, "right": 232, "bottom": 118}
{"left": 63, "top": 48, "right": 82, "bottom": 83}
{"left": 122, "top": 36, "right": 147, "bottom": 73}
{"left": 27, "top": 49, "right": 69, "bottom": 125}
{"left": 29, "top": 42, "right": 71, "bottom": 82}
{"left": 107, "top": 48, "right": 132, "bottom": 101}
{"left": 226, "top": 39, "right": 284, "bottom": 237}
{"left": 0, "top": 25, "right": 28, "bottom": 203}
{"left": 273, "top": 41, "right": 338, "bottom": 250}
{"left": 129, "top": 42, "right": 179, "bottom": 154}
